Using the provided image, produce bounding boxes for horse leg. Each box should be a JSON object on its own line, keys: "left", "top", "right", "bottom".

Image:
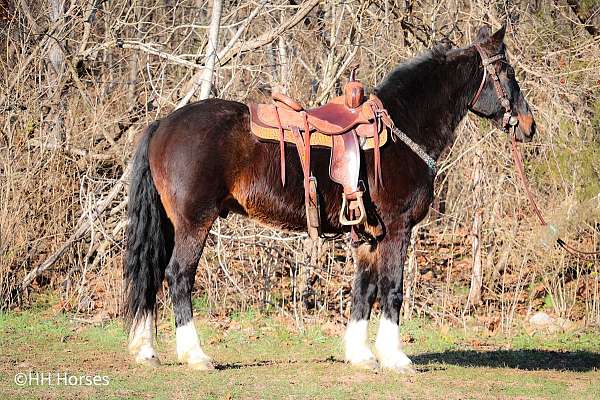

{"left": 374, "top": 228, "right": 415, "bottom": 373}
{"left": 128, "top": 311, "right": 160, "bottom": 366}
{"left": 344, "top": 244, "right": 379, "bottom": 369}
{"left": 125, "top": 121, "right": 173, "bottom": 367}
{"left": 166, "top": 220, "right": 216, "bottom": 370}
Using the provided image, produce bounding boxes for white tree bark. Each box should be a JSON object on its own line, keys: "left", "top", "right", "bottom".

{"left": 467, "top": 149, "right": 483, "bottom": 307}
{"left": 403, "top": 226, "right": 419, "bottom": 319}
{"left": 198, "top": 0, "right": 222, "bottom": 100}
{"left": 48, "top": 0, "right": 65, "bottom": 76}
{"left": 175, "top": 0, "right": 315, "bottom": 109}
{"left": 176, "top": 0, "right": 222, "bottom": 108}
{"left": 276, "top": 11, "right": 289, "bottom": 95}
{"left": 47, "top": 0, "right": 66, "bottom": 143}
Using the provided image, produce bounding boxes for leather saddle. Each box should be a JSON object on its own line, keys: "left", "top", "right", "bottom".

{"left": 248, "top": 71, "right": 390, "bottom": 239}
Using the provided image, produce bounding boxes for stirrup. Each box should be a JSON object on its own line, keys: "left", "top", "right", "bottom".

{"left": 339, "top": 191, "right": 367, "bottom": 226}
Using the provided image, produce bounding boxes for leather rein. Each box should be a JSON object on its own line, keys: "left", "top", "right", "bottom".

{"left": 470, "top": 44, "right": 600, "bottom": 259}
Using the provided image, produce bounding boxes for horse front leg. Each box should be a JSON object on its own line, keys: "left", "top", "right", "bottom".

{"left": 375, "top": 227, "right": 415, "bottom": 373}
{"left": 344, "top": 243, "right": 379, "bottom": 369}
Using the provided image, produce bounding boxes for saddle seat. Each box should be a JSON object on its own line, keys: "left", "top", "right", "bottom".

{"left": 248, "top": 72, "right": 392, "bottom": 240}
{"left": 269, "top": 91, "right": 380, "bottom": 136}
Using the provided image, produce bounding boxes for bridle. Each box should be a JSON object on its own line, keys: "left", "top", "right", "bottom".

{"left": 469, "top": 42, "right": 600, "bottom": 259}
{"left": 469, "top": 43, "right": 518, "bottom": 132}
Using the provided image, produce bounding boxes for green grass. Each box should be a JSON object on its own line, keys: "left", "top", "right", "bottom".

{"left": 0, "top": 307, "right": 599, "bottom": 399}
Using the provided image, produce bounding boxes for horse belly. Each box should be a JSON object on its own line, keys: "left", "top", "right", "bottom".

{"left": 226, "top": 148, "right": 309, "bottom": 232}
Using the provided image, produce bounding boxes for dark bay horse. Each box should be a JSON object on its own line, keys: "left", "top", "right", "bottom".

{"left": 124, "top": 26, "right": 535, "bottom": 373}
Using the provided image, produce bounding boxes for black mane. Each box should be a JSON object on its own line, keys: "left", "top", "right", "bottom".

{"left": 374, "top": 43, "right": 480, "bottom": 159}
{"left": 376, "top": 43, "right": 451, "bottom": 95}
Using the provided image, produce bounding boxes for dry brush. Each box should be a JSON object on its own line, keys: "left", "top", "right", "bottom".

{"left": 0, "top": 0, "right": 599, "bottom": 331}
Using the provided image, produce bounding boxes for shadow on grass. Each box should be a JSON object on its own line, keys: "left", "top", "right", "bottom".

{"left": 212, "top": 351, "right": 600, "bottom": 372}
{"left": 215, "top": 355, "right": 343, "bottom": 370}
{"left": 413, "top": 350, "right": 600, "bottom": 372}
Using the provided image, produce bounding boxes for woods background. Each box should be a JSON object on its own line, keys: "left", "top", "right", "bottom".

{"left": 1, "top": 0, "right": 599, "bottom": 332}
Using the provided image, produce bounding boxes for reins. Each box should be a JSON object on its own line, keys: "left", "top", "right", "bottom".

{"left": 510, "top": 131, "right": 600, "bottom": 259}
{"left": 471, "top": 43, "right": 600, "bottom": 260}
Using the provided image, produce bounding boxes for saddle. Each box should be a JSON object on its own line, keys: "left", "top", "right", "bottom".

{"left": 248, "top": 71, "right": 391, "bottom": 239}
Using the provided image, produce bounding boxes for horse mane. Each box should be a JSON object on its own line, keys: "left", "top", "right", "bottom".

{"left": 374, "top": 42, "right": 478, "bottom": 158}
{"left": 375, "top": 43, "right": 452, "bottom": 98}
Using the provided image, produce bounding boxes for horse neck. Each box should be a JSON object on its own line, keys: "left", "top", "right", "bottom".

{"left": 377, "top": 48, "right": 482, "bottom": 160}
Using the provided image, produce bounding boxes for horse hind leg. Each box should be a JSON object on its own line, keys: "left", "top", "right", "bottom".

{"left": 129, "top": 311, "right": 161, "bottom": 366}
{"left": 166, "top": 217, "right": 217, "bottom": 370}
{"left": 125, "top": 120, "right": 174, "bottom": 367}
{"left": 344, "top": 244, "right": 379, "bottom": 370}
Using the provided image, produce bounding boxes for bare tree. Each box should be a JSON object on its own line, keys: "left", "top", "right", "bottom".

{"left": 2, "top": 0, "right": 599, "bottom": 327}
{"left": 198, "top": 0, "right": 222, "bottom": 100}
{"left": 467, "top": 147, "right": 483, "bottom": 308}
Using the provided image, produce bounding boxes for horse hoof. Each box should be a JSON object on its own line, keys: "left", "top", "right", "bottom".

{"left": 136, "top": 354, "right": 161, "bottom": 367}
{"left": 350, "top": 358, "right": 379, "bottom": 370}
{"left": 376, "top": 348, "right": 414, "bottom": 374}
{"left": 188, "top": 360, "right": 215, "bottom": 371}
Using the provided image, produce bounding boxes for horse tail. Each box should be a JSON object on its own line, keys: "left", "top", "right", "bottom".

{"left": 123, "top": 120, "right": 173, "bottom": 328}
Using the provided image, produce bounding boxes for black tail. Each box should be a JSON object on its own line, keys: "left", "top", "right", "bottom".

{"left": 123, "top": 121, "right": 174, "bottom": 327}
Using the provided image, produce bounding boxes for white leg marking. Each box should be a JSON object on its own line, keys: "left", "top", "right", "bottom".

{"left": 344, "top": 319, "right": 378, "bottom": 369}
{"left": 375, "top": 317, "right": 414, "bottom": 373}
{"left": 128, "top": 312, "right": 160, "bottom": 366}
{"left": 176, "top": 320, "right": 213, "bottom": 370}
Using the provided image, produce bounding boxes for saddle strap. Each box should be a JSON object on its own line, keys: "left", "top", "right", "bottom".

{"left": 291, "top": 124, "right": 320, "bottom": 239}
{"left": 374, "top": 125, "right": 382, "bottom": 191}
{"left": 303, "top": 112, "right": 311, "bottom": 205}
{"left": 371, "top": 102, "right": 383, "bottom": 191}
{"left": 291, "top": 126, "right": 305, "bottom": 167}
{"left": 289, "top": 123, "right": 311, "bottom": 203}
{"left": 273, "top": 105, "right": 286, "bottom": 186}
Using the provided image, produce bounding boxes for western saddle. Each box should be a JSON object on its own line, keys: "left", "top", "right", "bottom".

{"left": 249, "top": 70, "right": 393, "bottom": 240}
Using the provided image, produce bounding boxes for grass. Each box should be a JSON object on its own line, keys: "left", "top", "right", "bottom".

{"left": 0, "top": 306, "right": 599, "bottom": 400}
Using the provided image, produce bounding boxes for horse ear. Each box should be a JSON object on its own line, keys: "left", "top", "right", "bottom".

{"left": 476, "top": 26, "right": 491, "bottom": 42}
{"left": 433, "top": 40, "right": 453, "bottom": 52}
{"left": 490, "top": 25, "right": 506, "bottom": 44}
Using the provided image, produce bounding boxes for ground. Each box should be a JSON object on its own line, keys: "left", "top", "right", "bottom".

{"left": 1, "top": 303, "right": 599, "bottom": 399}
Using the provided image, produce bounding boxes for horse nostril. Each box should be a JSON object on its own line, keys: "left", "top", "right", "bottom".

{"left": 517, "top": 113, "right": 536, "bottom": 138}
{"left": 529, "top": 121, "right": 536, "bottom": 137}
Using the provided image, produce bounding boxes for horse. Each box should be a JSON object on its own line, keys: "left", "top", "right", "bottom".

{"left": 123, "top": 26, "right": 536, "bottom": 373}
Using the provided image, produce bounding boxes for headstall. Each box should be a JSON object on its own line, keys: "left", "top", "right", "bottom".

{"left": 470, "top": 43, "right": 518, "bottom": 131}
{"left": 470, "top": 43, "right": 599, "bottom": 259}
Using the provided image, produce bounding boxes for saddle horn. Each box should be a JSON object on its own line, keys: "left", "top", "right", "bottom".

{"left": 345, "top": 66, "right": 364, "bottom": 109}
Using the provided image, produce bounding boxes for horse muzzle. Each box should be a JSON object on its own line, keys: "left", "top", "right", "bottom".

{"left": 513, "top": 112, "right": 536, "bottom": 142}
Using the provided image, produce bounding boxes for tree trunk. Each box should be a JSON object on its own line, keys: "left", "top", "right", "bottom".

{"left": 403, "top": 226, "right": 419, "bottom": 319}
{"left": 467, "top": 149, "right": 483, "bottom": 307}
{"left": 276, "top": 11, "right": 289, "bottom": 95}
{"left": 175, "top": 0, "right": 222, "bottom": 108}
{"left": 198, "top": 0, "right": 222, "bottom": 100}
{"left": 47, "top": 0, "right": 66, "bottom": 144}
